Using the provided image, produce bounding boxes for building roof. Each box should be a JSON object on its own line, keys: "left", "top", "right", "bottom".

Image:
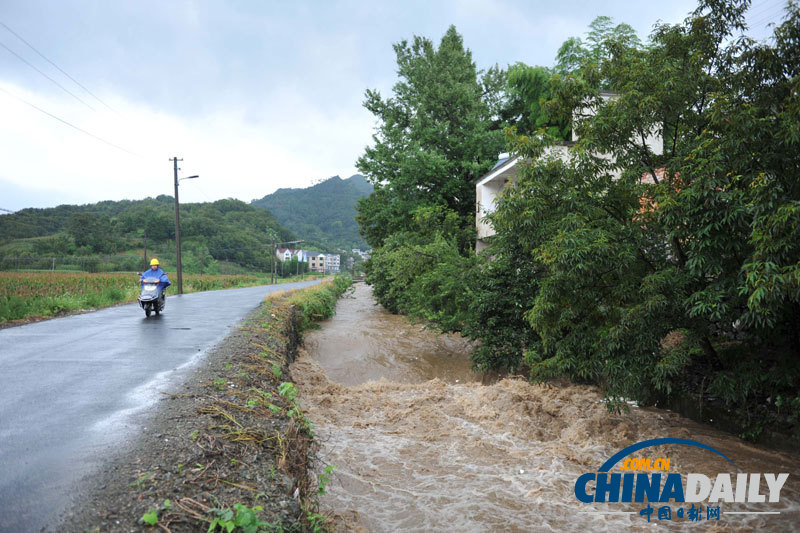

{"left": 491, "top": 154, "right": 512, "bottom": 170}
{"left": 477, "top": 155, "right": 520, "bottom": 188}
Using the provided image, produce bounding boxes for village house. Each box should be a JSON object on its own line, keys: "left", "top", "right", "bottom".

{"left": 274, "top": 248, "right": 340, "bottom": 273}
{"left": 275, "top": 248, "right": 308, "bottom": 263}
{"left": 292, "top": 249, "right": 308, "bottom": 263}
{"left": 275, "top": 248, "right": 293, "bottom": 262}
{"left": 307, "top": 251, "right": 326, "bottom": 273}
{"left": 324, "top": 254, "right": 340, "bottom": 273}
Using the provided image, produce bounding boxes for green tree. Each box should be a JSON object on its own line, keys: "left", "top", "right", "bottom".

{"left": 465, "top": 227, "right": 542, "bottom": 372}
{"left": 0, "top": 193, "right": 297, "bottom": 273}
{"left": 67, "top": 213, "right": 119, "bottom": 253}
{"left": 283, "top": 256, "right": 307, "bottom": 277}
{"left": 502, "top": 17, "right": 641, "bottom": 145}
{"left": 356, "top": 25, "right": 506, "bottom": 250}
{"left": 365, "top": 205, "right": 475, "bottom": 331}
{"left": 182, "top": 246, "right": 219, "bottom": 274}
{"left": 554, "top": 16, "right": 641, "bottom": 79}
{"left": 491, "top": 0, "right": 800, "bottom": 424}
{"left": 455, "top": 16, "right": 642, "bottom": 373}
{"left": 505, "top": 63, "right": 569, "bottom": 139}
{"left": 32, "top": 233, "right": 75, "bottom": 255}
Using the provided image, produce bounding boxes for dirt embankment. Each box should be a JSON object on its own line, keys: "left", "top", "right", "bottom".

{"left": 61, "top": 296, "right": 321, "bottom": 532}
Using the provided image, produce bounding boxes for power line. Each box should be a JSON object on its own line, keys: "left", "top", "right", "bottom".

{"left": 0, "top": 85, "right": 139, "bottom": 157}
{"left": 0, "top": 21, "right": 115, "bottom": 112}
{"left": 185, "top": 182, "right": 217, "bottom": 203}
{"left": 0, "top": 39, "right": 95, "bottom": 111}
{"left": 747, "top": 0, "right": 787, "bottom": 27}
{"left": 750, "top": 9, "right": 784, "bottom": 27}
{"left": 748, "top": 0, "right": 784, "bottom": 19}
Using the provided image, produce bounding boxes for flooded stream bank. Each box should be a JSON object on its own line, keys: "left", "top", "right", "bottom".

{"left": 291, "top": 283, "right": 800, "bottom": 531}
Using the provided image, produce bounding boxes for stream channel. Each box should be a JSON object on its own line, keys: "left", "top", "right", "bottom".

{"left": 291, "top": 283, "right": 800, "bottom": 532}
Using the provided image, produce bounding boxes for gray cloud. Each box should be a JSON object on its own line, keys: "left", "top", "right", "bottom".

{"left": 5, "top": 0, "right": 781, "bottom": 211}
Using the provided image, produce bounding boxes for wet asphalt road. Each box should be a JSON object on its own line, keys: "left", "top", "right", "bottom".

{"left": 0, "top": 280, "right": 322, "bottom": 532}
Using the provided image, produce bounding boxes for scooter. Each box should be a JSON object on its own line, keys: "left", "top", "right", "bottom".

{"left": 138, "top": 276, "right": 167, "bottom": 317}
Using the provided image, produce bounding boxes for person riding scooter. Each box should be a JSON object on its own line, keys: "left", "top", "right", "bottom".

{"left": 140, "top": 258, "right": 171, "bottom": 311}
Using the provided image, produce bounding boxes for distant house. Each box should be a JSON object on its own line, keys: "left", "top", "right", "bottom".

{"left": 275, "top": 248, "right": 293, "bottom": 262}
{"left": 276, "top": 248, "right": 310, "bottom": 263}
{"left": 476, "top": 91, "right": 662, "bottom": 253}
{"left": 292, "top": 249, "right": 308, "bottom": 263}
{"left": 325, "top": 254, "right": 340, "bottom": 273}
{"left": 273, "top": 249, "right": 341, "bottom": 273}
{"left": 307, "top": 251, "right": 326, "bottom": 273}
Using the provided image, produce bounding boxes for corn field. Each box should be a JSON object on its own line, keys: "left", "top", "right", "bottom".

{"left": 0, "top": 272, "right": 269, "bottom": 322}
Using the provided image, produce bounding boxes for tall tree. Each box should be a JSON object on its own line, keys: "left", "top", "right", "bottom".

{"left": 356, "top": 26, "right": 506, "bottom": 250}
{"left": 555, "top": 16, "right": 641, "bottom": 79}
{"left": 505, "top": 17, "right": 640, "bottom": 142}
{"left": 491, "top": 0, "right": 800, "bottom": 429}
{"left": 505, "top": 63, "right": 570, "bottom": 139}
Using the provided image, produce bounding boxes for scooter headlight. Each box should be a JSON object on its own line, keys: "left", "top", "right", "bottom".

{"left": 142, "top": 283, "right": 158, "bottom": 295}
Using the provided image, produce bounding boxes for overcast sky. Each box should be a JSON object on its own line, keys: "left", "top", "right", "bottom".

{"left": 0, "top": 0, "right": 787, "bottom": 211}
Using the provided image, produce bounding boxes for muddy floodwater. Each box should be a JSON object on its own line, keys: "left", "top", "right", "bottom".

{"left": 291, "top": 283, "right": 800, "bottom": 532}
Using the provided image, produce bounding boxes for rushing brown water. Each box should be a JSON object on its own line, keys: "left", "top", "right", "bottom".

{"left": 292, "top": 283, "right": 800, "bottom": 532}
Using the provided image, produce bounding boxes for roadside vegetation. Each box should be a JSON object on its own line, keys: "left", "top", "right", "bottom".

{"left": 282, "top": 277, "right": 353, "bottom": 337}
{"left": 0, "top": 271, "right": 326, "bottom": 323}
{"left": 356, "top": 0, "right": 800, "bottom": 442}
{"left": 71, "top": 277, "right": 351, "bottom": 532}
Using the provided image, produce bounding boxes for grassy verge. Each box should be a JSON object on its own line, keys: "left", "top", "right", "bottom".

{"left": 0, "top": 271, "right": 328, "bottom": 323}
{"left": 274, "top": 276, "right": 353, "bottom": 339}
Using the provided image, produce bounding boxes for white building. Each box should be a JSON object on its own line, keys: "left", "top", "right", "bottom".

{"left": 276, "top": 248, "right": 310, "bottom": 263}
{"left": 275, "top": 248, "right": 293, "bottom": 262}
{"left": 325, "top": 254, "right": 340, "bottom": 273}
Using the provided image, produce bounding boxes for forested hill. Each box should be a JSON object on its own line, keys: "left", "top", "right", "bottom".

{"left": 0, "top": 196, "right": 295, "bottom": 270}
{"left": 250, "top": 174, "right": 372, "bottom": 249}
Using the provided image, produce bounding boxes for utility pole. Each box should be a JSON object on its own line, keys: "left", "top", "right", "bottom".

{"left": 171, "top": 157, "right": 184, "bottom": 294}
{"left": 170, "top": 157, "right": 199, "bottom": 295}
{"left": 270, "top": 236, "right": 276, "bottom": 284}
{"left": 143, "top": 230, "right": 148, "bottom": 272}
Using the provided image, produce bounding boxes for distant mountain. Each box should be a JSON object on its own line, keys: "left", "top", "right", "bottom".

{"left": 251, "top": 174, "right": 373, "bottom": 249}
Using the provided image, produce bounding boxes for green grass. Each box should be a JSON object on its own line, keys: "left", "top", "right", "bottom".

{"left": 0, "top": 288, "right": 134, "bottom": 322}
